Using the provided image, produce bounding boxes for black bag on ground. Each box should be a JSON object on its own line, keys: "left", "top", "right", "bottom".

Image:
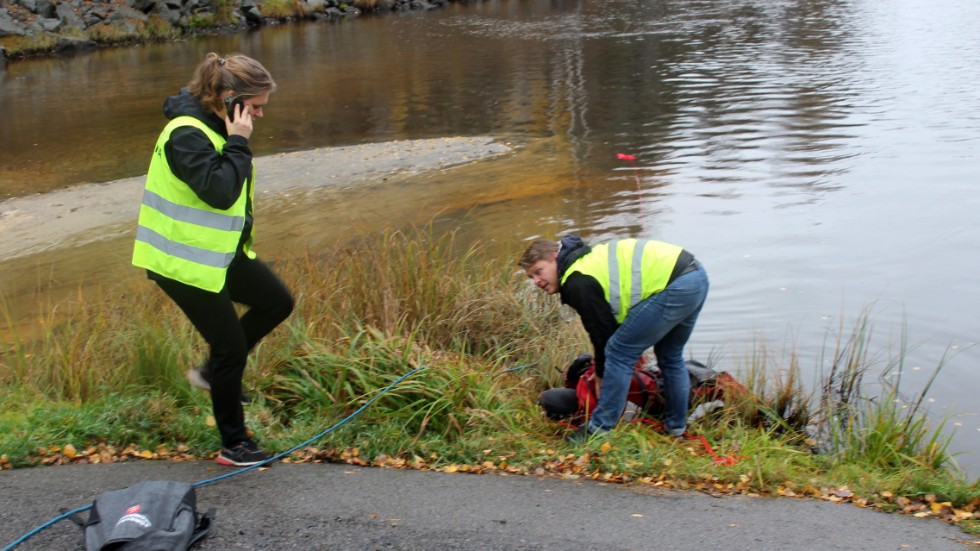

{"left": 562, "top": 353, "right": 594, "bottom": 389}
{"left": 78, "top": 480, "right": 213, "bottom": 551}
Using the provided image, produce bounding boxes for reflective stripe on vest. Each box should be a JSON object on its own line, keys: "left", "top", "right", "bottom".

{"left": 135, "top": 226, "right": 236, "bottom": 269}
{"left": 608, "top": 240, "right": 645, "bottom": 321}
{"left": 132, "top": 116, "right": 253, "bottom": 292}
{"left": 141, "top": 188, "right": 245, "bottom": 232}
{"left": 561, "top": 239, "right": 683, "bottom": 323}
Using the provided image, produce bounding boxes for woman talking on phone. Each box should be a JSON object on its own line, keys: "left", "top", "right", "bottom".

{"left": 132, "top": 52, "right": 294, "bottom": 466}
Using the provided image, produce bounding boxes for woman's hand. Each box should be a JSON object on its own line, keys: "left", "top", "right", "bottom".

{"left": 225, "top": 103, "right": 254, "bottom": 139}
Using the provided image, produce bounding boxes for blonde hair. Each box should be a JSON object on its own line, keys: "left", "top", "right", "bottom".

{"left": 518, "top": 239, "right": 559, "bottom": 268}
{"left": 186, "top": 52, "right": 277, "bottom": 116}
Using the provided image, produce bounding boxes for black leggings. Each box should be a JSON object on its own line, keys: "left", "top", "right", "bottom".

{"left": 154, "top": 257, "right": 294, "bottom": 447}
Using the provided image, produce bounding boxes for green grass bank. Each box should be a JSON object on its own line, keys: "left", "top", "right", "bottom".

{"left": 1, "top": 226, "right": 978, "bottom": 531}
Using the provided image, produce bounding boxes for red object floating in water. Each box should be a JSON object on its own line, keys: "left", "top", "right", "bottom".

{"left": 616, "top": 153, "right": 636, "bottom": 161}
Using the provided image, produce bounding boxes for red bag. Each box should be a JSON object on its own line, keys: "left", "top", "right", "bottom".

{"left": 574, "top": 360, "right": 664, "bottom": 418}
{"left": 571, "top": 356, "right": 745, "bottom": 420}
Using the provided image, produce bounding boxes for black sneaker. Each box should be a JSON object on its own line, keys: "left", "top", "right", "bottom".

{"left": 186, "top": 362, "right": 252, "bottom": 405}
{"left": 216, "top": 440, "right": 273, "bottom": 467}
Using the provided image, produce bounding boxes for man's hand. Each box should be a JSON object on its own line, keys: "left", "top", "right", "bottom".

{"left": 588, "top": 372, "right": 603, "bottom": 399}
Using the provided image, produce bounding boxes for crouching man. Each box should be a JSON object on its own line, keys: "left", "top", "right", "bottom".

{"left": 519, "top": 235, "right": 708, "bottom": 443}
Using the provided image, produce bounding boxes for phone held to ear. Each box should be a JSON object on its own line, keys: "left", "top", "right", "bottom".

{"left": 224, "top": 95, "right": 246, "bottom": 122}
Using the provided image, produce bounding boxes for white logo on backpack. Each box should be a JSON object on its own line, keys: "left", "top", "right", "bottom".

{"left": 116, "top": 511, "right": 152, "bottom": 529}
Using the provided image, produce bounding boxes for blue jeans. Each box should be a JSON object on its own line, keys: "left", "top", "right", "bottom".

{"left": 588, "top": 264, "right": 709, "bottom": 435}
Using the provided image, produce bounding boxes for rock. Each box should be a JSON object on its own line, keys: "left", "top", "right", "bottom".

{"left": 0, "top": 8, "right": 29, "bottom": 36}
{"left": 114, "top": 18, "right": 140, "bottom": 35}
{"left": 109, "top": 4, "right": 149, "bottom": 22}
{"left": 129, "top": 0, "right": 157, "bottom": 12}
{"left": 242, "top": 4, "right": 262, "bottom": 23}
{"left": 54, "top": 2, "right": 84, "bottom": 29}
{"left": 29, "top": 16, "right": 62, "bottom": 32}
{"left": 150, "top": 3, "right": 180, "bottom": 24}
{"left": 16, "top": 0, "right": 39, "bottom": 13}
{"left": 36, "top": 0, "right": 56, "bottom": 18}
{"left": 82, "top": 6, "right": 110, "bottom": 26}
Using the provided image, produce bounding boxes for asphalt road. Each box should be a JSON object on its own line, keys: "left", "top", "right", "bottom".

{"left": 0, "top": 461, "right": 971, "bottom": 550}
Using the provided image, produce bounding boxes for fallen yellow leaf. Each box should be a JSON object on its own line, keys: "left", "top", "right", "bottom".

{"left": 954, "top": 509, "right": 975, "bottom": 521}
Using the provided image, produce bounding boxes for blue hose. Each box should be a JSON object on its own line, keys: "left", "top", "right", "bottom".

{"left": 2, "top": 367, "right": 422, "bottom": 551}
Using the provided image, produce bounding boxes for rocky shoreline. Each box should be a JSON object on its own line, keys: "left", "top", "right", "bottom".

{"left": 0, "top": 0, "right": 462, "bottom": 64}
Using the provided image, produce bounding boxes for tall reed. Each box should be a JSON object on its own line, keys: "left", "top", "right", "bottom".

{"left": 807, "top": 307, "right": 956, "bottom": 475}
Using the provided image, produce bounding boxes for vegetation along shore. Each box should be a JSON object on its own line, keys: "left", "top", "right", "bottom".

{"left": 0, "top": 0, "right": 469, "bottom": 62}
{"left": 2, "top": 226, "right": 979, "bottom": 536}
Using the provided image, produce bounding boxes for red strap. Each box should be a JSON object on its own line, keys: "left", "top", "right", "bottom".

{"left": 634, "top": 418, "right": 741, "bottom": 465}
{"left": 683, "top": 433, "right": 740, "bottom": 465}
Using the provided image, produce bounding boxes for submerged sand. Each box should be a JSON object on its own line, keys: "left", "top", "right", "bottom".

{"left": 0, "top": 137, "right": 511, "bottom": 262}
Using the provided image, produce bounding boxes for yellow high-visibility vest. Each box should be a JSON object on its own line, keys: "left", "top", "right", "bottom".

{"left": 132, "top": 116, "right": 255, "bottom": 292}
{"left": 561, "top": 239, "right": 682, "bottom": 323}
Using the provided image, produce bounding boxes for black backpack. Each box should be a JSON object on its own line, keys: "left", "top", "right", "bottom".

{"left": 562, "top": 353, "right": 594, "bottom": 388}
{"left": 70, "top": 480, "right": 214, "bottom": 551}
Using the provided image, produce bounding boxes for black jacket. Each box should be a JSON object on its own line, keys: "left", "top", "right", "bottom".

{"left": 556, "top": 235, "right": 617, "bottom": 377}
{"left": 158, "top": 89, "right": 254, "bottom": 262}
{"left": 556, "top": 234, "right": 692, "bottom": 377}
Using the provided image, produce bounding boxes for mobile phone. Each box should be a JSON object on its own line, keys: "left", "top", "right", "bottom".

{"left": 224, "top": 95, "right": 246, "bottom": 121}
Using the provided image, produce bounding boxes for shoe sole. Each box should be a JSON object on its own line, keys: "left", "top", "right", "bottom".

{"left": 187, "top": 369, "right": 251, "bottom": 405}
{"left": 186, "top": 369, "right": 211, "bottom": 391}
{"left": 215, "top": 454, "right": 272, "bottom": 467}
